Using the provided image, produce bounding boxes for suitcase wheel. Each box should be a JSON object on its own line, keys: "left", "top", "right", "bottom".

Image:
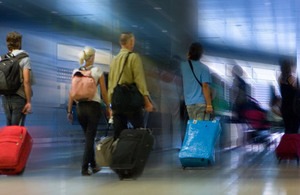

{"left": 17, "top": 167, "right": 26, "bottom": 176}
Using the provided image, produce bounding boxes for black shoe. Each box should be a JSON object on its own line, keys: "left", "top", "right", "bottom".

{"left": 81, "top": 170, "right": 92, "bottom": 176}
{"left": 92, "top": 166, "right": 101, "bottom": 174}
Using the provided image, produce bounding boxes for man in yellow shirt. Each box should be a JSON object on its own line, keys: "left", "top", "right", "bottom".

{"left": 108, "top": 32, "right": 153, "bottom": 138}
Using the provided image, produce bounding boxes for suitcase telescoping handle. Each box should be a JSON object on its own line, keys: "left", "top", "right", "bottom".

{"left": 144, "top": 111, "right": 149, "bottom": 128}
{"left": 143, "top": 111, "right": 153, "bottom": 135}
{"left": 203, "top": 112, "right": 215, "bottom": 121}
{"left": 19, "top": 114, "right": 25, "bottom": 126}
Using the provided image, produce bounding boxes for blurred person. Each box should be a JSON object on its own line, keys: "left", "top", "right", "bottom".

{"left": 1, "top": 31, "right": 34, "bottom": 126}
{"left": 181, "top": 42, "right": 213, "bottom": 120}
{"left": 211, "top": 73, "right": 229, "bottom": 115}
{"left": 278, "top": 58, "right": 299, "bottom": 134}
{"left": 108, "top": 32, "right": 154, "bottom": 139}
{"left": 267, "top": 95, "right": 283, "bottom": 126}
{"left": 160, "top": 55, "right": 184, "bottom": 148}
{"left": 230, "top": 65, "right": 251, "bottom": 122}
{"left": 67, "top": 46, "right": 111, "bottom": 176}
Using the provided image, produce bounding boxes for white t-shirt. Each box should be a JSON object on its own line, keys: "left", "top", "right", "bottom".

{"left": 72, "top": 65, "right": 103, "bottom": 103}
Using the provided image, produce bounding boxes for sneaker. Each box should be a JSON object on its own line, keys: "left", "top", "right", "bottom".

{"left": 92, "top": 166, "right": 101, "bottom": 174}
{"left": 81, "top": 170, "right": 92, "bottom": 176}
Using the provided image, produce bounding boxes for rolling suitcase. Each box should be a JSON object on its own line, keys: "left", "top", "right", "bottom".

{"left": 0, "top": 125, "right": 33, "bottom": 175}
{"left": 275, "top": 134, "right": 300, "bottom": 164}
{"left": 179, "top": 119, "right": 221, "bottom": 168}
{"left": 110, "top": 128, "right": 154, "bottom": 180}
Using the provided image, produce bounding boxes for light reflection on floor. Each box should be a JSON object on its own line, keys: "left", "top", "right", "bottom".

{"left": 0, "top": 138, "right": 299, "bottom": 195}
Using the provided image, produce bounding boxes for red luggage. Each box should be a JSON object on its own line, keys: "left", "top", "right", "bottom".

{"left": 243, "top": 109, "right": 270, "bottom": 130}
{"left": 275, "top": 134, "right": 300, "bottom": 164}
{"left": 0, "top": 126, "right": 33, "bottom": 175}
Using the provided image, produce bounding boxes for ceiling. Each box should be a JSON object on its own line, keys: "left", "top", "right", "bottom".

{"left": 0, "top": 0, "right": 298, "bottom": 64}
{"left": 198, "top": 0, "right": 298, "bottom": 64}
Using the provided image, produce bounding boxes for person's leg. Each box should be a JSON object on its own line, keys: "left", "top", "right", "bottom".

{"left": 76, "top": 102, "right": 90, "bottom": 174}
{"left": 288, "top": 116, "right": 300, "bottom": 134}
{"left": 128, "top": 109, "right": 144, "bottom": 129}
{"left": 2, "top": 96, "right": 12, "bottom": 126}
{"left": 85, "top": 102, "right": 101, "bottom": 170}
{"left": 281, "top": 111, "right": 295, "bottom": 134}
{"left": 10, "top": 95, "right": 26, "bottom": 125}
{"left": 113, "top": 111, "right": 128, "bottom": 139}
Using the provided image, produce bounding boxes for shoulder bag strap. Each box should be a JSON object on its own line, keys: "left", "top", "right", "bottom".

{"left": 116, "top": 52, "right": 132, "bottom": 84}
{"left": 188, "top": 60, "right": 202, "bottom": 87}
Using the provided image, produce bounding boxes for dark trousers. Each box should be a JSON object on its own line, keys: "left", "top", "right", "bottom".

{"left": 76, "top": 101, "right": 101, "bottom": 170}
{"left": 2, "top": 95, "right": 26, "bottom": 126}
{"left": 113, "top": 109, "right": 144, "bottom": 139}
{"left": 281, "top": 110, "right": 300, "bottom": 134}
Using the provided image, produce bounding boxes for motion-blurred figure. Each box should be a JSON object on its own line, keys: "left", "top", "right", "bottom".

{"left": 211, "top": 73, "right": 229, "bottom": 116}
{"left": 278, "top": 58, "right": 299, "bottom": 134}
{"left": 267, "top": 95, "right": 283, "bottom": 126}
{"left": 230, "top": 65, "right": 251, "bottom": 122}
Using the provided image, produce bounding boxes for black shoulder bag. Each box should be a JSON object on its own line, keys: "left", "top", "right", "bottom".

{"left": 111, "top": 52, "right": 144, "bottom": 113}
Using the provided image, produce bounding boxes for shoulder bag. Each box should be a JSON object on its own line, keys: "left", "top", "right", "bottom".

{"left": 111, "top": 52, "right": 144, "bottom": 112}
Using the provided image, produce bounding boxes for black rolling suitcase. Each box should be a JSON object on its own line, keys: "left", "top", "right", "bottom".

{"left": 110, "top": 128, "right": 154, "bottom": 180}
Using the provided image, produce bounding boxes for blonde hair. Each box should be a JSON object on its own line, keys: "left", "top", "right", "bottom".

{"left": 119, "top": 32, "right": 134, "bottom": 46}
{"left": 79, "top": 46, "right": 95, "bottom": 65}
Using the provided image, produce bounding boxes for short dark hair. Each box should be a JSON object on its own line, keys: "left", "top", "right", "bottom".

{"left": 6, "top": 31, "right": 22, "bottom": 51}
{"left": 120, "top": 32, "right": 134, "bottom": 46}
{"left": 280, "top": 58, "right": 296, "bottom": 82}
{"left": 188, "top": 42, "right": 203, "bottom": 61}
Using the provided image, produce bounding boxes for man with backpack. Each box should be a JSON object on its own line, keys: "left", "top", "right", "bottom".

{"left": 0, "top": 31, "right": 34, "bottom": 126}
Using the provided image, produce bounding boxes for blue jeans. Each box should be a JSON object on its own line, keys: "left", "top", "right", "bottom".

{"left": 2, "top": 95, "right": 26, "bottom": 126}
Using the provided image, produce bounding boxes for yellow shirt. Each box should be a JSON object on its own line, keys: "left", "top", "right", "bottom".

{"left": 108, "top": 48, "right": 149, "bottom": 103}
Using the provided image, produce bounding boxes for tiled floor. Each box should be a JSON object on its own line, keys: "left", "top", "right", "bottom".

{"left": 0, "top": 141, "right": 299, "bottom": 195}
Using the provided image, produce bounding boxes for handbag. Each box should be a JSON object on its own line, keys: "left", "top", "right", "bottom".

{"left": 95, "top": 137, "right": 119, "bottom": 167}
{"left": 111, "top": 52, "right": 144, "bottom": 112}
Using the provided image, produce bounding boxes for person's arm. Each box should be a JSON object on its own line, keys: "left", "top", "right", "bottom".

{"left": 67, "top": 93, "right": 74, "bottom": 123}
{"left": 132, "top": 54, "right": 154, "bottom": 112}
{"left": 271, "top": 106, "right": 282, "bottom": 117}
{"left": 202, "top": 82, "right": 213, "bottom": 114}
{"left": 99, "top": 74, "right": 112, "bottom": 118}
{"left": 22, "top": 69, "right": 32, "bottom": 114}
{"left": 143, "top": 95, "right": 154, "bottom": 112}
{"left": 287, "top": 75, "right": 297, "bottom": 88}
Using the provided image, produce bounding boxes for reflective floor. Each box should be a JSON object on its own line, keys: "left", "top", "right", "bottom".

{"left": 0, "top": 140, "right": 300, "bottom": 195}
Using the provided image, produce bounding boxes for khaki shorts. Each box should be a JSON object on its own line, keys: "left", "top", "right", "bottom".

{"left": 186, "top": 103, "right": 211, "bottom": 121}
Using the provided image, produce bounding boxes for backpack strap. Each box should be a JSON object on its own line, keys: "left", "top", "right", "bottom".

{"left": 79, "top": 65, "right": 93, "bottom": 71}
{"left": 8, "top": 52, "right": 28, "bottom": 59}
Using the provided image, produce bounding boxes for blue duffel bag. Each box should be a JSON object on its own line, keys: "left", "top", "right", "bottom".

{"left": 179, "top": 119, "right": 221, "bottom": 168}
